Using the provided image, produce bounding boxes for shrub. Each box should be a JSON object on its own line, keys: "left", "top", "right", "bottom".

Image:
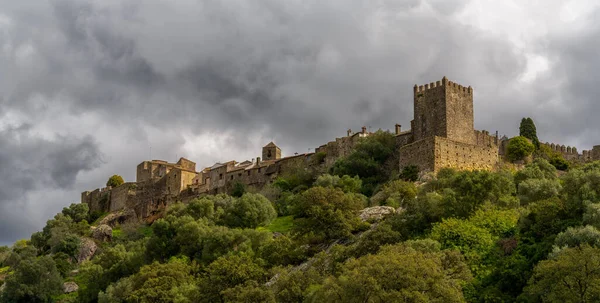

{"left": 399, "top": 165, "right": 419, "bottom": 182}
{"left": 223, "top": 193, "right": 277, "bottom": 228}
{"left": 507, "top": 136, "right": 535, "bottom": 162}
{"left": 106, "top": 175, "right": 125, "bottom": 188}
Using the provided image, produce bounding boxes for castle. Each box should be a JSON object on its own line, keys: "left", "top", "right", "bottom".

{"left": 81, "top": 77, "right": 600, "bottom": 220}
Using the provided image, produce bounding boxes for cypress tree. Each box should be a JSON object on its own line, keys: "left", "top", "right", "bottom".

{"left": 519, "top": 117, "right": 540, "bottom": 149}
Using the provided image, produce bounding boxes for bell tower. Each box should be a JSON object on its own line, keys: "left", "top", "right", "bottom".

{"left": 262, "top": 142, "right": 281, "bottom": 161}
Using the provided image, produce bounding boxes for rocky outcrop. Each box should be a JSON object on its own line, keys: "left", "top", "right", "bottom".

{"left": 92, "top": 224, "right": 113, "bottom": 242}
{"left": 77, "top": 238, "right": 97, "bottom": 264}
{"left": 359, "top": 206, "right": 396, "bottom": 222}
{"left": 98, "top": 209, "right": 136, "bottom": 227}
{"left": 63, "top": 282, "right": 79, "bottom": 293}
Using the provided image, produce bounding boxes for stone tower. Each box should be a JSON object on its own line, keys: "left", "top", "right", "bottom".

{"left": 412, "top": 76, "right": 474, "bottom": 144}
{"left": 262, "top": 142, "right": 281, "bottom": 161}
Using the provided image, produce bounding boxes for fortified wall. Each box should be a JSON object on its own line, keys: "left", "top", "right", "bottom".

{"left": 81, "top": 76, "right": 600, "bottom": 222}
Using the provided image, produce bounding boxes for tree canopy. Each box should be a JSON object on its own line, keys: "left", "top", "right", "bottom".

{"left": 106, "top": 175, "right": 125, "bottom": 188}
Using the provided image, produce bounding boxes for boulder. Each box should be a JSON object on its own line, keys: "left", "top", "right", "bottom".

{"left": 359, "top": 206, "right": 396, "bottom": 222}
{"left": 63, "top": 282, "right": 79, "bottom": 293}
{"left": 92, "top": 224, "right": 113, "bottom": 242}
{"left": 77, "top": 238, "right": 97, "bottom": 264}
{"left": 99, "top": 209, "right": 136, "bottom": 227}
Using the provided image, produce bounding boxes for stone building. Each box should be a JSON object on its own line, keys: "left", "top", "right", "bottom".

{"left": 397, "top": 77, "right": 499, "bottom": 173}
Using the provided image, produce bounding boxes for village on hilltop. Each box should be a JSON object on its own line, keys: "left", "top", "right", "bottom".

{"left": 81, "top": 77, "right": 600, "bottom": 221}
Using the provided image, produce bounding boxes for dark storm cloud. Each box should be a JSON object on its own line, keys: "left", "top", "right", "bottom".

{"left": 0, "top": 122, "right": 102, "bottom": 242}
{"left": 39, "top": 0, "right": 529, "bottom": 143}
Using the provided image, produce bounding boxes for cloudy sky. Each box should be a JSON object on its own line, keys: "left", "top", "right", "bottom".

{"left": 1, "top": 0, "right": 599, "bottom": 245}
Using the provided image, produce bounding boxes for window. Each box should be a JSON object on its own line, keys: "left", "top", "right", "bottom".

{"left": 219, "top": 174, "right": 223, "bottom": 180}
{"left": 247, "top": 171, "right": 250, "bottom": 176}
{"left": 238, "top": 173, "right": 242, "bottom": 177}
{"left": 231, "top": 175, "right": 234, "bottom": 180}
{"left": 258, "top": 168, "right": 262, "bottom": 173}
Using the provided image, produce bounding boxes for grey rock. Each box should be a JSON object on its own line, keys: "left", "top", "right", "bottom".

{"left": 63, "top": 282, "right": 79, "bottom": 293}
{"left": 359, "top": 206, "right": 396, "bottom": 222}
{"left": 77, "top": 238, "right": 97, "bottom": 264}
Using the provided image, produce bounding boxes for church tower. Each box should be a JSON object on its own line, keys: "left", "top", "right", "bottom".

{"left": 262, "top": 142, "right": 281, "bottom": 161}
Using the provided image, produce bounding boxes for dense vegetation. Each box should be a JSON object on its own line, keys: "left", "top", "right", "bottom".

{"left": 2, "top": 131, "right": 600, "bottom": 302}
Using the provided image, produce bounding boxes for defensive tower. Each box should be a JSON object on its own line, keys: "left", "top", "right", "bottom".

{"left": 412, "top": 76, "right": 474, "bottom": 144}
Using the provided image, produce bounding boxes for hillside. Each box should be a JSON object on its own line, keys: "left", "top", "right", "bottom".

{"left": 2, "top": 128, "right": 600, "bottom": 302}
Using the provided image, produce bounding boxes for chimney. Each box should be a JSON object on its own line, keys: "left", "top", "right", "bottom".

{"left": 256, "top": 157, "right": 261, "bottom": 164}
{"left": 362, "top": 126, "right": 367, "bottom": 134}
{"left": 347, "top": 129, "right": 352, "bottom": 136}
{"left": 395, "top": 124, "right": 401, "bottom": 135}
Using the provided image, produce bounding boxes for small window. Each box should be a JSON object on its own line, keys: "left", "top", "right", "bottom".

{"left": 238, "top": 173, "right": 242, "bottom": 177}
{"left": 231, "top": 175, "right": 234, "bottom": 180}
{"left": 219, "top": 174, "right": 223, "bottom": 180}
{"left": 258, "top": 168, "right": 262, "bottom": 173}
{"left": 247, "top": 171, "right": 250, "bottom": 176}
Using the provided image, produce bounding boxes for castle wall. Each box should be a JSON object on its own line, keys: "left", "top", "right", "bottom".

{"left": 395, "top": 131, "right": 414, "bottom": 149}
{"left": 81, "top": 187, "right": 112, "bottom": 214}
{"left": 434, "top": 136, "right": 497, "bottom": 171}
{"left": 315, "top": 132, "right": 367, "bottom": 167}
{"left": 474, "top": 130, "right": 497, "bottom": 147}
{"left": 543, "top": 142, "right": 581, "bottom": 161}
{"left": 399, "top": 136, "right": 498, "bottom": 173}
{"left": 399, "top": 137, "right": 437, "bottom": 172}
{"left": 109, "top": 183, "right": 134, "bottom": 212}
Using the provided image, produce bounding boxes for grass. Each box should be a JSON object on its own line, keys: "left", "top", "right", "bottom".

{"left": 259, "top": 216, "right": 294, "bottom": 233}
{"left": 0, "top": 266, "right": 9, "bottom": 274}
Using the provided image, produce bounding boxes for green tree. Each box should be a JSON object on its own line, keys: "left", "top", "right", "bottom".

{"left": 106, "top": 175, "right": 125, "bottom": 188}
{"left": 310, "top": 242, "right": 471, "bottom": 302}
{"left": 99, "top": 257, "right": 198, "bottom": 303}
{"left": 524, "top": 245, "right": 600, "bottom": 302}
{"left": 198, "top": 254, "right": 267, "bottom": 303}
{"left": 314, "top": 174, "right": 362, "bottom": 193}
{"left": 223, "top": 193, "right": 277, "bottom": 228}
{"left": 507, "top": 136, "right": 536, "bottom": 162}
{"left": 230, "top": 181, "right": 247, "bottom": 198}
{"left": 1, "top": 256, "right": 62, "bottom": 303}
{"left": 61, "top": 203, "right": 90, "bottom": 223}
{"left": 370, "top": 180, "right": 417, "bottom": 208}
{"left": 332, "top": 131, "right": 397, "bottom": 196}
{"left": 519, "top": 117, "right": 540, "bottom": 149}
{"left": 430, "top": 218, "right": 495, "bottom": 276}
{"left": 78, "top": 241, "right": 147, "bottom": 303}
{"left": 221, "top": 282, "right": 275, "bottom": 303}
{"left": 291, "top": 187, "right": 366, "bottom": 240}
{"left": 399, "top": 165, "right": 420, "bottom": 182}
{"left": 554, "top": 226, "right": 600, "bottom": 249}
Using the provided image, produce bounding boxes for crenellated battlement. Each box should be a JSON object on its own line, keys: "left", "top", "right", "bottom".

{"left": 543, "top": 142, "right": 578, "bottom": 155}
{"left": 414, "top": 76, "right": 473, "bottom": 95}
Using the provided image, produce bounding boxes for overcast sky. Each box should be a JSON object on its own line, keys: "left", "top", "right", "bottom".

{"left": 1, "top": 0, "right": 599, "bottom": 245}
